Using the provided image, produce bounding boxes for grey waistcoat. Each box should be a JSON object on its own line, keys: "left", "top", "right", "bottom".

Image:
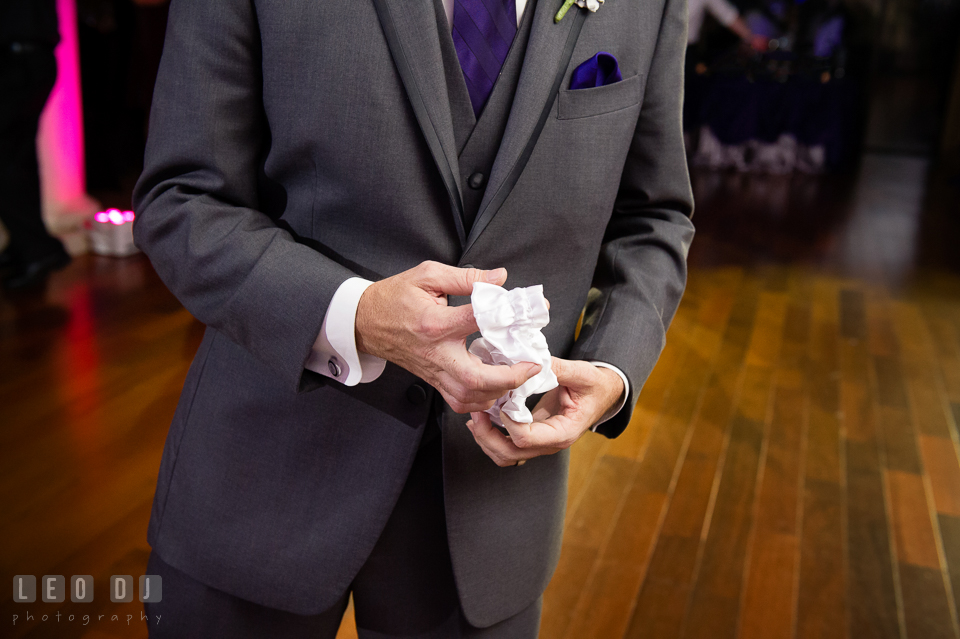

{"left": 419, "top": 0, "right": 536, "bottom": 447}
{"left": 433, "top": 0, "right": 535, "bottom": 232}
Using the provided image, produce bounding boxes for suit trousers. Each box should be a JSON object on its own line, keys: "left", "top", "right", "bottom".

{"left": 144, "top": 432, "right": 542, "bottom": 638}
{"left": 0, "top": 47, "right": 65, "bottom": 262}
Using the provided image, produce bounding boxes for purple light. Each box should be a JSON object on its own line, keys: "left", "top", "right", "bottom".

{"left": 107, "top": 209, "right": 124, "bottom": 225}
{"left": 123, "top": 210, "right": 135, "bottom": 222}
{"left": 94, "top": 212, "right": 108, "bottom": 223}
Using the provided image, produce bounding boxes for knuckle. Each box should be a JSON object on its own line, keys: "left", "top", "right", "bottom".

{"left": 462, "top": 267, "right": 482, "bottom": 285}
{"left": 551, "top": 357, "right": 566, "bottom": 378}
{"left": 419, "top": 314, "right": 444, "bottom": 340}
{"left": 419, "top": 261, "right": 443, "bottom": 281}
{"left": 459, "top": 369, "right": 480, "bottom": 391}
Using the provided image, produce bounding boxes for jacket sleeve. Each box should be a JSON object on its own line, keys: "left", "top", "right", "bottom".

{"left": 568, "top": 0, "right": 696, "bottom": 438}
{"left": 132, "top": 0, "right": 356, "bottom": 392}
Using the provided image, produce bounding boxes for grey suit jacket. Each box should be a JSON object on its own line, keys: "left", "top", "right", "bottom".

{"left": 132, "top": 0, "right": 694, "bottom": 627}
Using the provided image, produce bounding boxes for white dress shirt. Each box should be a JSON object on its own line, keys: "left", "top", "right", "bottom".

{"left": 305, "top": 0, "right": 630, "bottom": 429}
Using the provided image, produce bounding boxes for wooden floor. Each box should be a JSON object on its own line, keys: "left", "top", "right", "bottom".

{"left": 2, "top": 154, "right": 959, "bottom": 638}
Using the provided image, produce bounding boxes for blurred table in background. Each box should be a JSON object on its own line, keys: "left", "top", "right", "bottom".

{"left": 685, "top": 70, "right": 856, "bottom": 174}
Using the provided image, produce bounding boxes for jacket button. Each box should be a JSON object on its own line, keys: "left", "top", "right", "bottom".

{"left": 468, "top": 172, "right": 485, "bottom": 189}
{"left": 406, "top": 383, "right": 428, "bottom": 405}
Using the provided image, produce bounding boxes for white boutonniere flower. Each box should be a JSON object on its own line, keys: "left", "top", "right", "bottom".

{"left": 555, "top": 0, "right": 603, "bottom": 23}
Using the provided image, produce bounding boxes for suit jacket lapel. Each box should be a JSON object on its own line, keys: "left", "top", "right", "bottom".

{"left": 463, "top": 1, "right": 586, "bottom": 254}
{"left": 371, "top": 0, "right": 467, "bottom": 246}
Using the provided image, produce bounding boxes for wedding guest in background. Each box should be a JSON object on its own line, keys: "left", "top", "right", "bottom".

{"left": 0, "top": 0, "right": 71, "bottom": 290}
{"left": 688, "top": 0, "right": 769, "bottom": 50}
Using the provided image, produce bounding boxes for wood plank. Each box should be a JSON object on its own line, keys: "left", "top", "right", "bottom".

{"left": 899, "top": 564, "right": 956, "bottom": 639}
{"left": 879, "top": 405, "right": 923, "bottom": 475}
{"left": 846, "top": 440, "right": 901, "bottom": 639}
{"left": 874, "top": 356, "right": 910, "bottom": 410}
{"left": 910, "top": 379, "right": 955, "bottom": 439}
{"left": 625, "top": 535, "right": 701, "bottom": 639}
{"left": 607, "top": 302, "right": 696, "bottom": 460}
{"left": 840, "top": 289, "right": 868, "bottom": 341}
{"left": 541, "top": 544, "right": 599, "bottom": 639}
{"left": 891, "top": 302, "right": 955, "bottom": 439}
{"left": 796, "top": 479, "right": 846, "bottom": 639}
{"left": 938, "top": 514, "right": 960, "bottom": 625}
{"left": 745, "top": 291, "right": 788, "bottom": 368}
{"left": 681, "top": 409, "right": 767, "bottom": 639}
{"left": 738, "top": 532, "right": 798, "bottom": 639}
{"left": 739, "top": 383, "right": 805, "bottom": 639}
{"left": 563, "top": 489, "right": 667, "bottom": 639}
{"left": 565, "top": 431, "right": 607, "bottom": 525}
{"left": 842, "top": 377, "right": 875, "bottom": 444}
{"left": 545, "top": 455, "right": 637, "bottom": 637}
{"left": 922, "top": 310, "right": 960, "bottom": 403}
{"left": 564, "top": 456, "right": 638, "bottom": 549}
{"left": 919, "top": 435, "right": 960, "bottom": 517}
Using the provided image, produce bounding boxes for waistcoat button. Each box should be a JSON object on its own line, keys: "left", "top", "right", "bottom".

{"left": 406, "top": 383, "right": 428, "bottom": 405}
{"left": 468, "top": 172, "right": 486, "bottom": 189}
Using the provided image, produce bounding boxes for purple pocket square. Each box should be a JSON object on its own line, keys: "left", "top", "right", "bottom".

{"left": 570, "top": 52, "right": 622, "bottom": 90}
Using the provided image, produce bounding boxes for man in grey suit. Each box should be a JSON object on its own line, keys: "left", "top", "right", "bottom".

{"left": 132, "top": 0, "right": 694, "bottom": 635}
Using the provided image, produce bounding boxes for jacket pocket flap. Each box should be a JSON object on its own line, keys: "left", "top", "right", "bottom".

{"left": 558, "top": 73, "right": 643, "bottom": 120}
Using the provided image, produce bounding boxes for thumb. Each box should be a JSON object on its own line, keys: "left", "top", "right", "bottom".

{"left": 421, "top": 262, "right": 507, "bottom": 296}
{"left": 551, "top": 357, "right": 593, "bottom": 389}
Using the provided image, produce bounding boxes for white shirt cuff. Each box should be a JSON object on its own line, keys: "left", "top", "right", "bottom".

{"left": 588, "top": 361, "right": 630, "bottom": 431}
{"left": 305, "top": 277, "right": 387, "bottom": 386}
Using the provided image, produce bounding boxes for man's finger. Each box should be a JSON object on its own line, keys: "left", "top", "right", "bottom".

{"left": 431, "top": 304, "right": 480, "bottom": 338}
{"left": 468, "top": 412, "right": 526, "bottom": 466}
{"left": 463, "top": 359, "right": 541, "bottom": 393}
{"left": 551, "top": 357, "right": 594, "bottom": 390}
{"left": 419, "top": 261, "right": 507, "bottom": 296}
{"left": 502, "top": 412, "right": 578, "bottom": 450}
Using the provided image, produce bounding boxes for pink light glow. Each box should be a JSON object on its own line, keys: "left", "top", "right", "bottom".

{"left": 37, "top": 0, "right": 90, "bottom": 218}
{"left": 94, "top": 209, "right": 135, "bottom": 226}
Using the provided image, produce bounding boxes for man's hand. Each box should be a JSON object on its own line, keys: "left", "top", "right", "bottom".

{"left": 466, "top": 358, "right": 625, "bottom": 467}
{"left": 355, "top": 261, "right": 541, "bottom": 413}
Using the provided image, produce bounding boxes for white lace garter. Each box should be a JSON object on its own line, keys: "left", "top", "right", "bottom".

{"left": 468, "top": 282, "right": 559, "bottom": 425}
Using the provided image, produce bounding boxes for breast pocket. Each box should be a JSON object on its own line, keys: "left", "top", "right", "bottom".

{"left": 557, "top": 73, "right": 644, "bottom": 120}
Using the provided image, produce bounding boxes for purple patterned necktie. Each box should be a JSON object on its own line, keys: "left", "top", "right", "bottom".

{"left": 452, "top": 0, "right": 518, "bottom": 116}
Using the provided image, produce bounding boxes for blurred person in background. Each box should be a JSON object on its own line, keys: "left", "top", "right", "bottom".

{"left": 688, "top": 0, "right": 769, "bottom": 51}
{"left": 0, "top": 0, "right": 71, "bottom": 290}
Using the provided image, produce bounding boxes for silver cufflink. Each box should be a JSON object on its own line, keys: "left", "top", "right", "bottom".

{"left": 328, "top": 358, "right": 341, "bottom": 378}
